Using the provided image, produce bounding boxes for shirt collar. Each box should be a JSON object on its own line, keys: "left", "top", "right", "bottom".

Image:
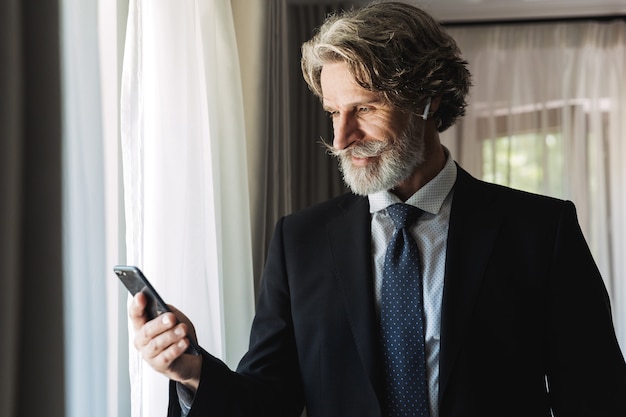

{"left": 368, "top": 147, "right": 457, "bottom": 215}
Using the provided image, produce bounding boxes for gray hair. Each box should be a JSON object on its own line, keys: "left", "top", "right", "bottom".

{"left": 301, "top": 1, "right": 471, "bottom": 132}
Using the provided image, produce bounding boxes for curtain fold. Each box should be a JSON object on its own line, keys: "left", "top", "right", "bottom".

{"left": 251, "top": 0, "right": 352, "bottom": 291}
{"left": 1, "top": 1, "right": 65, "bottom": 416}
{"left": 251, "top": 0, "right": 292, "bottom": 293}
{"left": 120, "top": 0, "right": 255, "bottom": 415}
{"left": 61, "top": 0, "right": 111, "bottom": 415}
{"left": 445, "top": 20, "right": 626, "bottom": 352}
{"left": 0, "top": 1, "right": 24, "bottom": 416}
{"left": 287, "top": 2, "right": 351, "bottom": 211}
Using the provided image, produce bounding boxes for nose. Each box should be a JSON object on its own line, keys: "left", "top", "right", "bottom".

{"left": 332, "top": 113, "right": 360, "bottom": 150}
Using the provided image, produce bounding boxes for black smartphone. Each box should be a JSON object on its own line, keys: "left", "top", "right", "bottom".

{"left": 114, "top": 265, "right": 199, "bottom": 354}
{"left": 115, "top": 265, "right": 171, "bottom": 320}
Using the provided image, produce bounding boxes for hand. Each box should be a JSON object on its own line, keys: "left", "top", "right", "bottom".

{"left": 130, "top": 293, "right": 202, "bottom": 392}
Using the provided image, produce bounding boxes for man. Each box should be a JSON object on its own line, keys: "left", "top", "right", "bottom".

{"left": 130, "top": 2, "right": 626, "bottom": 416}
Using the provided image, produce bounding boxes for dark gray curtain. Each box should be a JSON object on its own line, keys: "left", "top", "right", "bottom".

{"left": 287, "top": 2, "right": 353, "bottom": 211}
{"left": 253, "top": 0, "right": 355, "bottom": 294}
{"left": 0, "top": 1, "right": 65, "bottom": 416}
{"left": 252, "top": 0, "right": 292, "bottom": 294}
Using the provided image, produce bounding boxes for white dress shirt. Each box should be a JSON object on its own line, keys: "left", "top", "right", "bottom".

{"left": 368, "top": 152, "right": 457, "bottom": 417}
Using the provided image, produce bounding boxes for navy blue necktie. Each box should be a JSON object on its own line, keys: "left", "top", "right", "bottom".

{"left": 381, "top": 203, "right": 430, "bottom": 417}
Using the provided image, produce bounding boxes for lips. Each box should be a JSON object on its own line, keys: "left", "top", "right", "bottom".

{"left": 350, "top": 155, "right": 372, "bottom": 166}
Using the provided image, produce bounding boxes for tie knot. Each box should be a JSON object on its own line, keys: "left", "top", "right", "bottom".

{"left": 386, "top": 203, "right": 423, "bottom": 230}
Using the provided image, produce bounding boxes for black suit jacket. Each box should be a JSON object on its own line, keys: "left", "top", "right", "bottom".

{"left": 170, "top": 166, "right": 626, "bottom": 417}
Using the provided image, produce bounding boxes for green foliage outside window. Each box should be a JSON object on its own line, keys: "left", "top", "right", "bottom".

{"left": 482, "top": 133, "right": 564, "bottom": 199}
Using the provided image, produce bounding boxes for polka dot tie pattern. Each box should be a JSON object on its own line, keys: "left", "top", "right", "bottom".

{"left": 380, "top": 203, "right": 430, "bottom": 417}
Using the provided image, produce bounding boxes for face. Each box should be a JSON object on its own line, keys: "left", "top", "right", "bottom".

{"left": 320, "top": 62, "right": 426, "bottom": 196}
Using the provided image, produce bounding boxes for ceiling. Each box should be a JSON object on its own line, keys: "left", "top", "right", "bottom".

{"left": 289, "top": 0, "right": 626, "bottom": 23}
{"left": 423, "top": 0, "right": 626, "bottom": 23}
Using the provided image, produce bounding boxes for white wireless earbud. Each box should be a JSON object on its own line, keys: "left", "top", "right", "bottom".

{"left": 422, "top": 97, "right": 431, "bottom": 120}
{"left": 421, "top": 97, "right": 432, "bottom": 120}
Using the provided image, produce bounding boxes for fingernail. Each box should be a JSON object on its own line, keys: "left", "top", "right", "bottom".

{"left": 175, "top": 326, "right": 185, "bottom": 336}
{"left": 162, "top": 315, "right": 172, "bottom": 325}
{"left": 178, "top": 340, "right": 187, "bottom": 348}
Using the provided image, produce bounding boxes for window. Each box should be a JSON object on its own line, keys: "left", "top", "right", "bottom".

{"left": 483, "top": 131, "right": 564, "bottom": 198}
{"left": 478, "top": 104, "right": 609, "bottom": 201}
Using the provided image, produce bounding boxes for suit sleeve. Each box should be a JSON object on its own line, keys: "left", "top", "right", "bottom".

{"left": 547, "top": 201, "right": 626, "bottom": 415}
{"left": 167, "top": 217, "right": 305, "bottom": 417}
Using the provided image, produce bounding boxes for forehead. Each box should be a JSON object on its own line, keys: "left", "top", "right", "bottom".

{"left": 320, "top": 62, "right": 383, "bottom": 108}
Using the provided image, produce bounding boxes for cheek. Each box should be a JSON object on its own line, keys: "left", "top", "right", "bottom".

{"left": 366, "top": 114, "right": 407, "bottom": 141}
{"left": 360, "top": 122, "right": 389, "bottom": 141}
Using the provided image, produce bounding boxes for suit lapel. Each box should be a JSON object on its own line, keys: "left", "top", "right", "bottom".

{"left": 438, "top": 167, "right": 504, "bottom": 403}
{"left": 327, "top": 195, "right": 382, "bottom": 395}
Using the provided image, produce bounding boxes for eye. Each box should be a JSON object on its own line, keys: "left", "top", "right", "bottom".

{"left": 358, "top": 107, "right": 370, "bottom": 113}
{"left": 326, "top": 110, "right": 339, "bottom": 119}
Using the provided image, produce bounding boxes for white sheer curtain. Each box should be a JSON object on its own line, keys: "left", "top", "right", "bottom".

{"left": 120, "top": 0, "right": 255, "bottom": 415}
{"left": 61, "top": 0, "right": 110, "bottom": 416}
{"left": 444, "top": 20, "right": 626, "bottom": 352}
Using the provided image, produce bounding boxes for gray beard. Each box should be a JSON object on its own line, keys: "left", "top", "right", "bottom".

{"left": 325, "top": 116, "right": 425, "bottom": 196}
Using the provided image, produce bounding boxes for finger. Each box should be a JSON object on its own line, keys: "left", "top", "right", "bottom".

{"left": 142, "top": 323, "right": 188, "bottom": 359}
{"left": 152, "top": 337, "right": 190, "bottom": 372}
{"left": 167, "top": 304, "right": 189, "bottom": 324}
{"left": 135, "top": 312, "right": 179, "bottom": 349}
{"left": 129, "top": 293, "right": 148, "bottom": 331}
{"left": 167, "top": 305, "right": 197, "bottom": 342}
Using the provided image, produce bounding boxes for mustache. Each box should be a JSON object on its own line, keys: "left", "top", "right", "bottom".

{"left": 320, "top": 138, "right": 388, "bottom": 159}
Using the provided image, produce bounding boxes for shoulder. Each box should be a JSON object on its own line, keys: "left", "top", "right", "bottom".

{"left": 268, "top": 193, "right": 370, "bottom": 249}
{"left": 455, "top": 164, "right": 574, "bottom": 214}
{"left": 265, "top": 193, "right": 369, "bottom": 266}
{"left": 283, "top": 192, "right": 368, "bottom": 226}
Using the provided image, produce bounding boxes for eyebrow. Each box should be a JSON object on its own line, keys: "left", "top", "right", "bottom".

{"left": 322, "top": 98, "right": 385, "bottom": 112}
